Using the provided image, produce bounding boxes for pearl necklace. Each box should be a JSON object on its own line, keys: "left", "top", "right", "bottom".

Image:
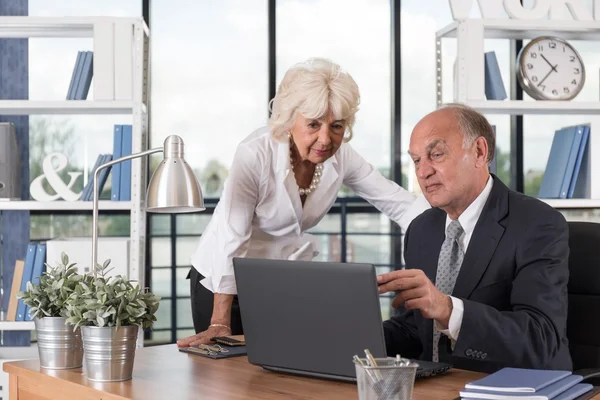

{"left": 290, "top": 149, "right": 323, "bottom": 195}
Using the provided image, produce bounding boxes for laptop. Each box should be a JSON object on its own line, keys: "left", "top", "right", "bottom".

{"left": 232, "top": 258, "right": 452, "bottom": 382}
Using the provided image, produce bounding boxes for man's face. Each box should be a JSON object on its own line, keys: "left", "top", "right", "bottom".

{"left": 408, "top": 109, "right": 486, "bottom": 216}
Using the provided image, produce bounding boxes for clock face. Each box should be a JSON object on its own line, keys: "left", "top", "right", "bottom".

{"left": 518, "top": 37, "right": 585, "bottom": 100}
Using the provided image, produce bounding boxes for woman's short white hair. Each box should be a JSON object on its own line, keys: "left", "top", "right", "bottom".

{"left": 268, "top": 58, "right": 360, "bottom": 142}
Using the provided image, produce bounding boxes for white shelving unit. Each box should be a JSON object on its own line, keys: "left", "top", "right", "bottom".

{"left": 0, "top": 100, "right": 143, "bottom": 115}
{"left": 0, "top": 17, "right": 150, "bottom": 333}
{"left": 436, "top": 19, "right": 600, "bottom": 206}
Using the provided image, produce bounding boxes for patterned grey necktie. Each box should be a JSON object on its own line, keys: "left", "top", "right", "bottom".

{"left": 432, "top": 219, "right": 465, "bottom": 362}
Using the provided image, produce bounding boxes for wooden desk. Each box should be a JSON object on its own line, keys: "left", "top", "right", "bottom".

{"left": 2, "top": 344, "right": 592, "bottom": 400}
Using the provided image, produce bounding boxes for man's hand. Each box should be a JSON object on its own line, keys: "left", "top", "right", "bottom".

{"left": 176, "top": 325, "right": 232, "bottom": 347}
{"left": 377, "top": 269, "right": 452, "bottom": 328}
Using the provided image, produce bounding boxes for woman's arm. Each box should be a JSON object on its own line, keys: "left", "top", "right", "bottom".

{"left": 178, "top": 142, "right": 262, "bottom": 347}
{"left": 341, "top": 143, "right": 430, "bottom": 232}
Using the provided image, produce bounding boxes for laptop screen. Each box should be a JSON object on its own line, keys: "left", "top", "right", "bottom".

{"left": 233, "top": 258, "right": 387, "bottom": 380}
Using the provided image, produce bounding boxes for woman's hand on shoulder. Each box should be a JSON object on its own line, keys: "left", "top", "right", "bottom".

{"left": 176, "top": 325, "right": 232, "bottom": 347}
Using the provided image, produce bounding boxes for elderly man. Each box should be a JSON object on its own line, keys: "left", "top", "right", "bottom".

{"left": 378, "top": 104, "right": 572, "bottom": 373}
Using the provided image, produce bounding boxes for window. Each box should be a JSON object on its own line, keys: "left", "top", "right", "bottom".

{"left": 277, "top": 0, "right": 392, "bottom": 180}
{"left": 401, "top": 0, "right": 511, "bottom": 192}
{"left": 148, "top": 0, "right": 268, "bottom": 342}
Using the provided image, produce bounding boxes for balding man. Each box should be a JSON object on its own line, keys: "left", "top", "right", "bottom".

{"left": 378, "top": 104, "right": 572, "bottom": 373}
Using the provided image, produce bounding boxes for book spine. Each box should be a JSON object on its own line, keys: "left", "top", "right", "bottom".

{"left": 70, "top": 51, "right": 86, "bottom": 101}
{"left": 119, "top": 125, "right": 133, "bottom": 201}
{"left": 111, "top": 125, "right": 123, "bottom": 201}
{"left": 66, "top": 52, "right": 83, "bottom": 100}
{"left": 6, "top": 260, "right": 25, "bottom": 321}
{"left": 568, "top": 125, "right": 590, "bottom": 198}
{"left": 16, "top": 244, "right": 37, "bottom": 321}
{"left": 484, "top": 51, "right": 507, "bottom": 100}
{"left": 25, "top": 244, "right": 47, "bottom": 321}
{"left": 76, "top": 51, "right": 94, "bottom": 100}
{"left": 559, "top": 126, "right": 584, "bottom": 199}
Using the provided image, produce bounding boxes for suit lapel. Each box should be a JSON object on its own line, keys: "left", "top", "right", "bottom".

{"left": 452, "top": 176, "right": 508, "bottom": 299}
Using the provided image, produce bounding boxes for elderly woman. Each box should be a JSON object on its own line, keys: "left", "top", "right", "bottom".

{"left": 177, "top": 58, "right": 429, "bottom": 347}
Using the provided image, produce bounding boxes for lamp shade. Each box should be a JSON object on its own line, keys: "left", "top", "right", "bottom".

{"left": 146, "top": 135, "right": 205, "bottom": 213}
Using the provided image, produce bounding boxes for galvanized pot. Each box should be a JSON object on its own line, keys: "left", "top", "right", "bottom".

{"left": 81, "top": 325, "right": 139, "bottom": 382}
{"left": 34, "top": 316, "right": 83, "bottom": 369}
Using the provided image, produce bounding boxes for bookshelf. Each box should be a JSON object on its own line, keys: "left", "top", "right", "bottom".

{"left": 436, "top": 18, "right": 600, "bottom": 207}
{"left": 0, "top": 321, "right": 34, "bottom": 331}
{"left": 0, "top": 17, "right": 149, "bottom": 336}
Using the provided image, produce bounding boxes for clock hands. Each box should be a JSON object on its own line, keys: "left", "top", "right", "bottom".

{"left": 537, "top": 69, "right": 553, "bottom": 87}
{"left": 540, "top": 54, "right": 558, "bottom": 73}
{"left": 537, "top": 59, "right": 559, "bottom": 88}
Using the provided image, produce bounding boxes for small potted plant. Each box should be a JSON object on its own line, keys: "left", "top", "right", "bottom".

{"left": 17, "top": 252, "right": 84, "bottom": 369}
{"left": 64, "top": 260, "right": 160, "bottom": 382}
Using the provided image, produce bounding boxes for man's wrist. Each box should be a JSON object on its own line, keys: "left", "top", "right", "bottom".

{"left": 437, "top": 295, "right": 453, "bottom": 329}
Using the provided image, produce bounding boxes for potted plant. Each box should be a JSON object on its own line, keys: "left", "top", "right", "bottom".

{"left": 17, "top": 252, "right": 84, "bottom": 369}
{"left": 65, "top": 260, "right": 160, "bottom": 382}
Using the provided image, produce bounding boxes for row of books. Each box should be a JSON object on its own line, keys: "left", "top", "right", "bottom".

{"left": 538, "top": 124, "right": 590, "bottom": 199}
{"left": 460, "top": 367, "right": 592, "bottom": 400}
{"left": 7, "top": 243, "right": 47, "bottom": 322}
{"left": 79, "top": 124, "right": 133, "bottom": 201}
{"left": 67, "top": 50, "right": 94, "bottom": 100}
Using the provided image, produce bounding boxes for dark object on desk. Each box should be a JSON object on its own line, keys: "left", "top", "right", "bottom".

{"left": 232, "top": 258, "right": 452, "bottom": 382}
{"left": 211, "top": 335, "right": 246, "bottom": 346}
{"left": 179, "top": 344, "right": 247, "bottom": 359}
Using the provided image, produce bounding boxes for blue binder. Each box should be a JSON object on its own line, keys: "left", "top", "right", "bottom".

{"left": 75, "top": 51, "right": 94, "bottom": 100}
{"left": 461, "top": 374, "right": 582, "bottom": 399}
{"left": 558, "top": 126, "right": 584, "bottom": 199}
{"left": 16, "top": 244, "right": 37, "bottom": 321}
{"left": 567, "top": 125, "right": 590, "bottom": 198}
{"left": 111, "top": 125, "right": 123, "bottom": 201}
{"left": 69, "top": 51, "right": 86, "bottom": 100}
{"left": 484, "top": 51, "right": 507, "bottom": 100}
{"left": 538, "top": 126, "right": 579, "bottom": 199}
{"left": 25, "top": 244, "right": 46, "bottom": 321}
{"left": 465, "top": 368, "right": 572, "bottom": 393}
{"left": 66, "top": 52, "right": 83, "bottom": 100}
{"left": 119, "top": 125, "right": 133, "bottom": 201}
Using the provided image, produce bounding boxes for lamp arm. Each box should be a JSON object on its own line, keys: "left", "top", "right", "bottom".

{"left": 91, "top": 147, "right": 163, "bottom": 276}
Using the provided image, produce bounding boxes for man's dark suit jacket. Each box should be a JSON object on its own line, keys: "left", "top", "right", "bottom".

{"left": 383, "top": 176, "right": 572, "bottom": 373}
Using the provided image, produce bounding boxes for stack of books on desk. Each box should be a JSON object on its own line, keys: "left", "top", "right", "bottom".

{"left": 459, "top": 368, "right": 593, "bottom": 400}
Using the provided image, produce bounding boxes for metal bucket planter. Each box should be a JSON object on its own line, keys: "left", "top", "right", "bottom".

{"left": 34, "top": 316, "right": 83, "bottom": 369}
{"left": 81, "top": 325, "right": 139, "bottom": 382}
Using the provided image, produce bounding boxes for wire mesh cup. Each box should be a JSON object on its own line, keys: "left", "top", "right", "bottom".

{"left": 353, "top": 357, "right": 419, "bottom": 400}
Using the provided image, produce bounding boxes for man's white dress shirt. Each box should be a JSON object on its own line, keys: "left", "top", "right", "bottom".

{"left": 190, "top": 126, "right": 430, "bottom": 294}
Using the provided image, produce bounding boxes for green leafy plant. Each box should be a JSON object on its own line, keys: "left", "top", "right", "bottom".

{"left": 17, "top": 252, "right": 84, "bottom": 319}
{"left": 65, "top": 260, "right": 160, "bottom": 330}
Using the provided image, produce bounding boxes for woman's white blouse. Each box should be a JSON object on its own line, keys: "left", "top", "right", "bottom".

{"left": 190, "top": 127, "right": 430, "bottom": 294}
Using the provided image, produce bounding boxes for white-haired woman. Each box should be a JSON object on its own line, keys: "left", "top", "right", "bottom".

{"left": 177, "top": 58, "right": 429, "bottom": 347}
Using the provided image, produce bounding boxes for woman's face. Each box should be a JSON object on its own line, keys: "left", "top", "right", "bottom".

{"left": 290, "top": 112, "right": 347, "bottom": 164}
